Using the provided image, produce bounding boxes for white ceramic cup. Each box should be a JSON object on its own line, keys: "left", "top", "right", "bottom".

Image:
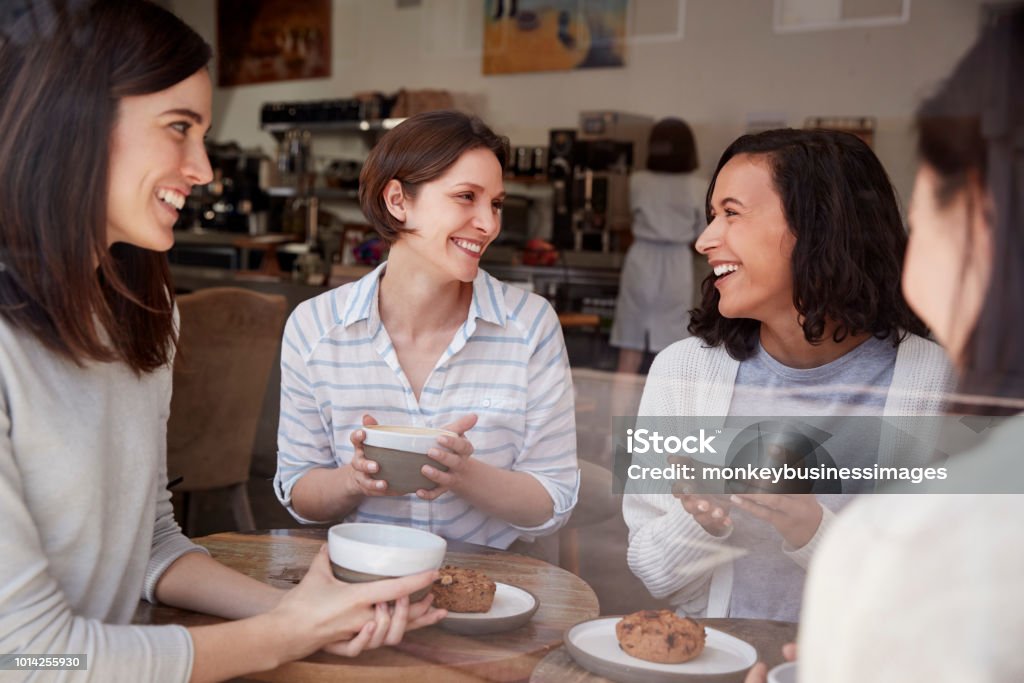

{"left": 767, "top": 661, "right": 798, "bottom": 683}
{"left": 362, "top": 425, "right": 456, "bottom": 453}
{"left": 328, "top": 522, "right": 446, "bottom": 575}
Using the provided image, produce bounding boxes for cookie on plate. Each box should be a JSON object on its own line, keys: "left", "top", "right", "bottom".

{"left": 615, "top": 609, "right": 706, "bottom": 664}
{"left": 431, "top": 566, "right": 496, "bottom": 613}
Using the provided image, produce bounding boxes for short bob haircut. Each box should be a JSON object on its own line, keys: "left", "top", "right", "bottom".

{"left": 646, "top": 117, "right": 698, "bottom": 173}
{"left": 0, "top": 0, "right": 211, "bottom": 373}
{"left": 359, "top": 110, "right": 509, "bottom": 244}
{"left": 916, "top": 6, "right": 1024, "bottom": 409}
{"left": 689, "top": 128, "right": 927, "bottom": 360}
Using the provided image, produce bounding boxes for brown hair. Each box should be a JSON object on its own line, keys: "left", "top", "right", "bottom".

{"left": 358, "top": 110, "right": 509, "bottom": 243}
{"left": 0, "top": 0, "right": 211, "bottom": 373}
{"left": 646, "top": 117, "right": 698, "bottom": 173}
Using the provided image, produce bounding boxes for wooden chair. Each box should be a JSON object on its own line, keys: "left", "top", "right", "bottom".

{"left": 558, "top": 459, "right": 619, "bottom": 575}
{"left": 167, "top": 288, "right": 288, "bottom": 536}
{"left": 555, "top": 368, "right": 642, "bottom": 574}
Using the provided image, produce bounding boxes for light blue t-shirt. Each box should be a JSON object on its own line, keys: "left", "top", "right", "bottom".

{"left": 725, "top": 335, "right": 898, "bottom": 621}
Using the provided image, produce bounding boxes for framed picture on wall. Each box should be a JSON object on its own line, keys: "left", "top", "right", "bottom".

{"left": 216, "top": 0, "right": 331, "bottom": 87}
{"left": 483, "top": 0, "right": 628, "bottom": 75}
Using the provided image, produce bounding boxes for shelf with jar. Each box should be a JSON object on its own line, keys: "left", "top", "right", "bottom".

{"left": 263, "top": 108, "right": 398, "bottom": 214}
{"left": 263, "top": 117, "right": 374, "bottom": 264}
{"left": 260, "top": 94, "right": 406, "bottom": 135}
{"left": 266, "top": 185, "right": 360, "bottom": 201}
{"left": 261, "top": 118, "right": 407, "bottom": 138}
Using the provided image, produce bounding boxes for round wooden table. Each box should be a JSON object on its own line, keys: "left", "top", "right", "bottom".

{"left": 134, "top": 529, "right": 599, "bottom": 682}
{"left": 529, "top": 618, "right": 797, "bottom": 682}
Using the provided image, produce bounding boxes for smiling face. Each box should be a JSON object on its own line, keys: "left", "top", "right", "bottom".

{"left": 385, "top": 147, "right": 505, "bottom": 283}
{"left": 106, "top": 68, "right": 213, "bottom": 251}
{"left": 696, "top": 154, "right": 796, "bottom": 323}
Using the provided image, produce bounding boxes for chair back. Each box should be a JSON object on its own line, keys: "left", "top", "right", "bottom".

{"left": 167, "top": 288, "right": 287, "bottom": 492}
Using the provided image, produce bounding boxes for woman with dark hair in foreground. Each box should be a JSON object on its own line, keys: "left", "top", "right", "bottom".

{"left": 792, "top": 7, "right": 1024, "bottom": 681}
{"left": 0, "top": 2, "right": 443, "bottom": 681}
{"left": 624, "top": 128, "right": 953, "bottom": 622}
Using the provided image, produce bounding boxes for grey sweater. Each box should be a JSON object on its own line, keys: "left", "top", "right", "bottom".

{"left": 0, "top": 315, "right": 205, "bottom": 682}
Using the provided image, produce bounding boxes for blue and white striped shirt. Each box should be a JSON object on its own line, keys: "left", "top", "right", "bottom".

{"left": 274, "top": 263, "right": 580, "bottom": 549}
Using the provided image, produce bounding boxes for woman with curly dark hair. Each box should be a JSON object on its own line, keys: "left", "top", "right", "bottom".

{"left": 689, "top": 129, "right": 927, "bottom": 360}
{"left": 624, "top": 128, "right": 954, "bottom": 622}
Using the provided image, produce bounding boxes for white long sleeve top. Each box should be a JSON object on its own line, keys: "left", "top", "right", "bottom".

{"left": 622, "top": 334, "right": 953, "bottom": 616}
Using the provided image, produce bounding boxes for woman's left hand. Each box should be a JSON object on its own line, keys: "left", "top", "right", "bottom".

{"left": 320, "top": 593, "right": 446, "bottom": 657}
{"left": 418, "top": 414, "right": 478, "bottom": 500}
{"left": 728, "top": 494, "right": 823, "bottom": 549}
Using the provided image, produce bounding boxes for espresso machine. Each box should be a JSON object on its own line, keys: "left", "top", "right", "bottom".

{"left": 177, "top": 142, "right": 269, "bottom": 234}
{"left": 548, "top": 111, "right": 653, "bottom": 252}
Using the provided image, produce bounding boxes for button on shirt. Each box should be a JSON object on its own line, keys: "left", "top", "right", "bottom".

{"left": 274, "top": 263, "right": 580, "bottom": 549}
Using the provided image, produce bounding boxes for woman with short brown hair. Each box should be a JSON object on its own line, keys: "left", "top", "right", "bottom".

{"left": 275, "top": 111, "right": 580, "bottom": 552}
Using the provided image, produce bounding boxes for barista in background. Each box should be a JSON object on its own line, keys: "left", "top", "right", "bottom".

{"left": 610, "top": 118, "right": 706, "bottom": 373}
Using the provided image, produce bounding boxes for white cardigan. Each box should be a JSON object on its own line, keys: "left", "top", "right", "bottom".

{"left": 622, "top": 334, "right": 954, "bottom": 617}
{"left": 800, "top": 417, "right": 1024, "bottom": 681}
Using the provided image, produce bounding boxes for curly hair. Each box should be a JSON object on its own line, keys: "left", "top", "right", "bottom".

{"left": 688, "top": 128, "right": 927, "bottom": 359}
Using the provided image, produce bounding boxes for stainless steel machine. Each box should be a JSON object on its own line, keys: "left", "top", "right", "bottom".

{"left": 548, "top": 111, "right": 654, "bottom": 252}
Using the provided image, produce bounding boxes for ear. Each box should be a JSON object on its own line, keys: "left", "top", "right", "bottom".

{"left": 382, "top": 179, "right": 407, "bottom": 223}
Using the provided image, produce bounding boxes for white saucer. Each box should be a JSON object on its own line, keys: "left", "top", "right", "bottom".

{"left": 438, "top": 582, "right": 539, "bottom": 635}
{"left": 565, "top": 617, "right": 757, "bottom": 682}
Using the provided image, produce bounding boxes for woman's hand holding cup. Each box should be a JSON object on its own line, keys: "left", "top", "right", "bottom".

{"left": 347, "top": 414, "right": 402, "bottom": 498}
{"left": 418, "top": 414, "right": 478, "bottom": 500}
{"left": 271, "top": 546, "right": 445, "bottom": 661}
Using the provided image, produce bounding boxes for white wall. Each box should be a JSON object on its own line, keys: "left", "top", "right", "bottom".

{"left": 170, "top": 0, "right": 986, "bottom": 205}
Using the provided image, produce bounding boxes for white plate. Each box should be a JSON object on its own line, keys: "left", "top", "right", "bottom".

{"left": 565, "top": 617, "right": 757, "bottom": 683}
{"left": 438, "top": 582, "right": 539, "bottom": 635}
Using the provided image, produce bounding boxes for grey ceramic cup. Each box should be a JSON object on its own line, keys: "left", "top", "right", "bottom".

{"left": 362, "top": 426, "right": 456, "bottom": 495}
{"left": 328, "top": 562, "right": 433, "bottom": 601}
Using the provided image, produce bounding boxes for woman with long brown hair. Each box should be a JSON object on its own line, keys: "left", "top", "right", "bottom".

{"left": 0, "top": 2, "right": 442, "bottom": 681}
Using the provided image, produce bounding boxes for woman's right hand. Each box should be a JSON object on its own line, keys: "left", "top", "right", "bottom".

{"left": 669, "top": 456, "right": 733, "bottom": 536}
{"left": 346, "top": 414, "right": 401, "bottom": 498}
{"left": 675, "top": 491, "right": 733, "bottom": 536}
{"left": 270, "top": 546, "right": 445, "bottom": 662}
